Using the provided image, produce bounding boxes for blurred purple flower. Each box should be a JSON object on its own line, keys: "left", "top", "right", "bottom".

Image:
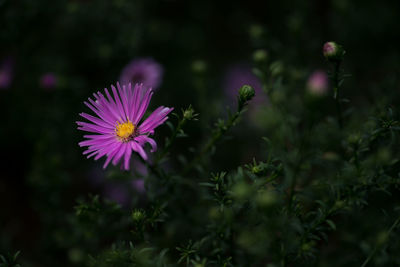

{"left": 0, "top": 57, "right": 14, "bottom": 89}
{"left": 223, "top": 64, "right": 266, "bottom": 107}
{"left": 132, "top": 179, "right": 145, "bottom": 193}
{"left": 132, "top": 158, "right": 148, "bottom": 176}
{"left": 87, "top": 166, "right": 106, "bottom": 187}
{"left": 104, "top": 183, "right": 130, "bottom": 206}
{"left": 120, "top": 58, "right": 163, "bottom": 90}
{"left": 104, "top": 179, "right": 146, "bottom": 206}
{"left": 307, "top": 70, "right": 328, "bottom": 96}
{"left": 40, "top": 73, "right": 57, "bottom": 89}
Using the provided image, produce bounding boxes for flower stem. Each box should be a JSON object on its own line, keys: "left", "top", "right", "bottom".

{"left": 333, "top": 61, "right": 343, "bottom": 129}
{"left": 182, "top": 106, "right": 245, "bottom": 175}
{"left": 155, "top": 115, "right": 187, "bottom": 165}
{"left": 361, "top": 214, "right": 400, "bottom": 267}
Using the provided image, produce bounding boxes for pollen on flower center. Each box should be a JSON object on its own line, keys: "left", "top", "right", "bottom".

{"left": 115, "top": 121, "right": 135, "bottom": 142}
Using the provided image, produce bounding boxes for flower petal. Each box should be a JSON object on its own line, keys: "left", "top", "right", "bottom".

{"left": 135, "top": 135, "right": 157, "bottom": 152}
{"left": 103, "top": 142, "right": 123, "bottom": 169}
{"left": 138, "top": 107, "right": 173, "bottom": 134}
{"left": 133, "top": 87, "right": 153, "bottom": 124}
{"left": 131, "top": 141, "right": 148, "bottom": 160}
{"left": 112, "top": 143, "right": 128, "bottom": 166}
{"left": 123, "top": 144, "right": 133, "bottom": 170}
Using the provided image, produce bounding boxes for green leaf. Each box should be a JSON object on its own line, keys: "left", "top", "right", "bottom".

{"left": 326, "top": 220, "right": 336, "bottom": 230}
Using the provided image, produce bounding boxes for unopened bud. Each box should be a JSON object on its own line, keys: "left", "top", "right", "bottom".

{"left": 232, "top": 182, "right": 252, "bottom": 200}
{"left": 131, "top": 209, "right": 145, "bottom": 222}
{"left": 347, "top": 133, "right": 361, "bottom": 144}
{"left": 333, "top": 200, "right": 345, "bottom": 210}
{"left": 68, "top": 248, "right": 84, "bottom": 264}
{"left": 191, "top": 60, "right": 207, "bottom": 73}
{"left": 238, "top": 85, "right": 255, "bottom": 105}
{"left": 256, "top": 191, "right": 278, "bottom": 208}
{"left": 270, "top": 61, "right": 284, "bottom": 77}
{"left": 249, "top": 24, "right": 264, "bottom": 40}
{"left": 323, "top": 41, "right": 345, "bottom": 62}
{"left": 376, "top": 231, "right": 388, "bottom": 246}
{"left": 183, "top": 106, "right": 195, "bottom": 120}
{"left": 253, "top": 49, "right": 268, "bottom": 63}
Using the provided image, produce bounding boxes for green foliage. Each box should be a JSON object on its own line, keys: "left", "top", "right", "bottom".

{"left": 0, "top": 252, "right": 20, "bottom": 267}
{"left": 1, "top": 1, "right": 400, "bottom": 266}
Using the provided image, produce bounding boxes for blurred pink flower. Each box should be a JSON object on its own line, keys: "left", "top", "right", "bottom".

{"left": 0, "top": 57, "right": 14, "bottom": 89}
{"left": 103, "top": 179, "right": 146, "bottom": 207}
{"left": 132, "top": 179, "right": 145, "bottom": 193}
{"left": 307, "top": 70, "right": 328, "bottom": 96}
{"left": 104, "top": 183, "right": 130, "bottom": 206}
{"left": 40, "top": 73, "right": 57, "bottom": 89}
{"left": 120, "top": 58, "right": 163, "bottom": 90}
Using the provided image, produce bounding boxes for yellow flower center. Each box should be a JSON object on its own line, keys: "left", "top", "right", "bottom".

{"left": 115, "top": 121, "right": 135, "bottom": 142}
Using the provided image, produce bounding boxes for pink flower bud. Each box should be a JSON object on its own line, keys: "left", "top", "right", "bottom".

{"left": 323, "top": 42, "right": 345, "bottom": 62}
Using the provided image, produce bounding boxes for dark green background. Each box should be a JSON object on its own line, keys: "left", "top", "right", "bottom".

{"left": 0, "top": 0, "right": 399, "bottom": 265}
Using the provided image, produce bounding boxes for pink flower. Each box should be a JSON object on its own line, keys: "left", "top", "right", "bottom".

{"left": 132, "top": 179, "right": 145, "bottom": 193}
{"left": 77, "top": 83, "right": 173, "bottom": 170}
{"left": 307, "top": 70, "right": 328, "bottom": 96}
{"left": 120, "top": 58, "right": 163, "bottom": 90}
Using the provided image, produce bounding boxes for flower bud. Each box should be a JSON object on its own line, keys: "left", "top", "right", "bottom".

{"left": 251, "top": 165, "right": 263, "bottom": 174}
{"left": 323, "top": 152, "right": 339, "bottom": 161}
{"left": 323, "top": 41, "right": 345, "bottom": 62}
{"left": 253, "top": 49, "right": 268, "bottom": 63}
{"left": 183, "top": 106, "right": 196, "bottom": 120}
{"left": 131, "top": 209, "right": 145, "bottom": 222}
{"left": 376, "top": 231, "right": 388, "bottom": 246}
{"left": 270, "top": 61, "right": 284, "bottom": 77}
{"left": 191, "top": 60, "right": 207, "bottom": 73}
{"left": 232, "top": 182, "right": 252, "bottom": 200}
{"left": 256, "top": 191, "right": 278, "bottom": 208}
{"left": 68, "top": 248, "right": 84, "bottom": 264}
{"left": 347, "top": 133, "right": 361, "bottom": 144}
{"left": 238, "top": 85, "right": 255, "bottom": 105}
{"left": 249, "top": 24, "right": 264, "bottom": 40}
{"left": 333, "top": 200, "right": 345, "bottom": 210}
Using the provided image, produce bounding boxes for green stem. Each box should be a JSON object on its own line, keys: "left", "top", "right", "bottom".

{"left": 154, "top": 116, "right": 187, "bottom": 165}
{"left": 361, "top": 215, "right": 400, "bottom": 267}
{"left": 287, "top": 131, "right": 307, "bottom": 214}
{"left": 182, "top": 108, "right": 243, "bottom": 175}
{"left": 333, "top": 61, "right": 343, "bottom": 129}
{"left": 287, "top": 162, "right": 301, "bottom": 214}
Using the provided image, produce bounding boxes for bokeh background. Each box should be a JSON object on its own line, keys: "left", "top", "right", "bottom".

{"left": 1, "top": 0, "right": 399, "bottom": 265}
